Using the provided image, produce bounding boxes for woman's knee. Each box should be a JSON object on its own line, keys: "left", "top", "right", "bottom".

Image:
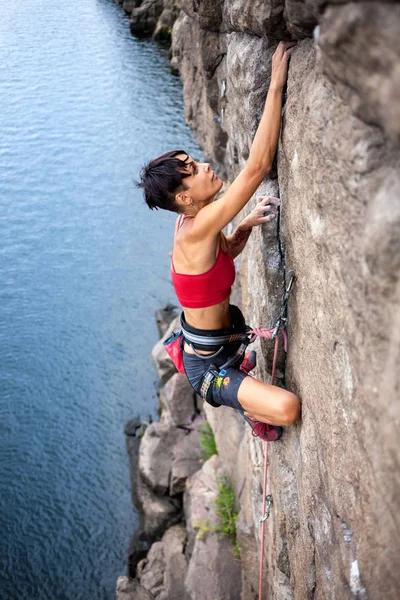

{"left": 278, "top": 391, "right": 301, "bottom": 426}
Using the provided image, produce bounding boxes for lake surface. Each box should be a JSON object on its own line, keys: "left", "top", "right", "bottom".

{"left": 0, "top": 1, "right": 200, "bottom": 598}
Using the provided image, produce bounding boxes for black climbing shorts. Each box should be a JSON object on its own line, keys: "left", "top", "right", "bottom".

{"left": 182, "top": 305, "right": 249, "bottom": 411}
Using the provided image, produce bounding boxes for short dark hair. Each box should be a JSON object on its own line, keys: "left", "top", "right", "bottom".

{"left": 136, "top": 150, "right": 192, "bottom": 213}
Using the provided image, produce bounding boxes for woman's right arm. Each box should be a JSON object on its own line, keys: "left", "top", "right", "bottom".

{"left": 192, "top": 41, "right": 296, "bottom": 237}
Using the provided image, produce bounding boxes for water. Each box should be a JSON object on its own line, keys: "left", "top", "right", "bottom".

{"left": 0, "top": 1, "right": 201, "bottom": 598}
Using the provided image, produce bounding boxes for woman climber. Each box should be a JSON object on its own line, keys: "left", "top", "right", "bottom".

{"left": 137, "top": 41, "right": 301, "bottom": 441}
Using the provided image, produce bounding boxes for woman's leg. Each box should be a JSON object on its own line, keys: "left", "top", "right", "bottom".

{"left": 237, "top": 377, "right": 300, "bottom": 426}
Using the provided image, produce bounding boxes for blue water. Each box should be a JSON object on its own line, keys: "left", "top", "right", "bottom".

{"left": 0, "top": 1, "right": 200, "bottom": 598}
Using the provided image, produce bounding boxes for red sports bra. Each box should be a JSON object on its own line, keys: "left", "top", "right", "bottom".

{"left": 171, "top": 215, "right": 236, "bottom": 309}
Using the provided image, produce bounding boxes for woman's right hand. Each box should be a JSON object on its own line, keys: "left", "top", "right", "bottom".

{"left": 270, "top": 41, "right": 297, "bottom": 91}
{"left": 242, "top": 196, "right": 281, "bottom": 228}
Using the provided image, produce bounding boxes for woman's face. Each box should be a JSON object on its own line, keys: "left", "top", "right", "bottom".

{"left": 177, "top": 154, "right": 223, "bottom": 206}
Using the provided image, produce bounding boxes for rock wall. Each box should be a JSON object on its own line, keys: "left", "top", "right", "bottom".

{"left": 169, "top": 2, "right": 400, "bottom": 600}
{"left": 115, "top": 0, "right": 181, "bottom": 41}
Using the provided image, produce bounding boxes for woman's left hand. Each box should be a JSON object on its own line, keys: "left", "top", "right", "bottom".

{"left": 242, "top": 196, "right": 281, "bottom": 228}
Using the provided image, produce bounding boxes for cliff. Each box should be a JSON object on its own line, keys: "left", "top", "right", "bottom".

{"left": 117, "top": 2, "right": 400, "bottom": 599}
{"left": 168, "top": 2, "right": 400, "bottom": 599}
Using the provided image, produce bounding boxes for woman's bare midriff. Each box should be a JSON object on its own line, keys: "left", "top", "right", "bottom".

{"left": 182, "top": 298, "right": 231, "bottom": 356}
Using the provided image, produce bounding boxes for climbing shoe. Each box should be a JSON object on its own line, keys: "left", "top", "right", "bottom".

{"left": 243, "top": 416, "right": 283, "bottom": 442}
{"left": 239, "top": 350, "right": 257, "bottom": 375}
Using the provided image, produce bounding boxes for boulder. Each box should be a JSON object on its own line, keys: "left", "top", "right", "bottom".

{"left": 138, "top": 525, "right": 187, "bottom": 599}
{"left": 159, "top": 372, "right": 196, "bottom": 426}
{"left": 283, "top": 0, "right": 320, "bottom": 38}
{"left": 139, "top": 422, "right": 186, "bottom": 495}
{"left": 184, "top": 534, "right": 242, "bottom": 600}
{"left": 222, "top": 0, "right": 287, "bottom": 38}
{"left": 160, "top": 525, "right": 187, "bottom": 600}
{"left": 184, "top": 453, "right": 222, "bottom": 556}
{"left": 136, "top": 473, "right": 182, "bottom": 539}
{"left": 170, "top": 420, "right": 202, "bottom": 495}
{"left": 122, "top": 0, "right": 142, "bottom": 16}
{"left": 153, "top": 0, "right": 181, "bottom": 41}
{"left": 139, "top": 418, "right": 202, "bottom": 498}
{"left": 130, "top": 0, "right": 164, "bottom": 37}
{"left": 138, "top": 542, "right": 165, "bottom": 596}
{"left": 116, "top": 576, "right": 154, "bottom": 600}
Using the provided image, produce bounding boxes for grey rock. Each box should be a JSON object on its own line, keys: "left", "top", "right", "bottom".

{"left": 130, "top": 0, "right": 164, "bottom": 37}
{"left": 137, "top": 525, "right": 187, "bottom": 599}
{"left": 222, "top": 0, "right": 287, "bottom": 38}
{"left": 136, "top": 473, "right": 182, "bottom": 539}
{"left": 283, "top": 0, "right": 320, "bottom": 38}
{"left": 170, "top": 421, "right": 202, "bottom": 495}
{"left": 185, "top": 534, "right": 242, "bottom": 600}
{"left": 139, "top": 417, "right": 202, "bottom": 498}
{"left": 277, "top": 36, "right": 400, "bottom": 600}
{"left": 184, "top": 453, "right": 222, "bottom": 557}
{"left": 170, "top": 2, "right": 400, "bottom": 598}
{"left": 182, "top": 0, "right": 223, "bottom": 31}
{"left": 122, "top": 0, "right": 142, "bottom": 16}
{"left": 161, "top": 525, "right": 187, "bottom": 599}
{"left": 159, "top": 372, "right": 196, "bottom": 426}
{"left": 124, "top": 416, "right": 141, "bottom": 436}
{"left": 318, "top": 2, "right": 400, "bottom": 142}
{"left": 153, "top": 0, "right": 181, "bottom": 41}
{"left": 183, "top": 454, "right": 242, "bottom": 599}
{"left": 116, "top": 576, "right": 155, "bottom": 600}
{"left": 139, "top": 541, "right": 165, "bottom": 596}
{"left": 166, "top": 3, "right": 400, "bottom": 599}
{"left": 202, "top": 403, "right": 261, "bottom": 599}
{"left": 139, "top": 422, "right": 186, "bottom": 495}
{"left": 171, "top": 12, "right": 229, "bottom": 171}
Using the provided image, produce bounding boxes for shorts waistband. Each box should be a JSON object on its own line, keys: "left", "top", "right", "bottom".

{"left": 180, "top": 304, "right": 250, "bottom": 350}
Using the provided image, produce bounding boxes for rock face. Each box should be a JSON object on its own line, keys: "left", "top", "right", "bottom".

{"left": 116, "top": 576, "right": 155, "bottom": 600}
{"left": 169, "top": 2, "right": 400, "bottom": 600}
{"left": 124, "top": 0, "right": 181, "bottom": 41}
{"left": 137, "top": 525, "right": 187, "bottom": 599}
{"left": 184, "top": 454, "right": 242, "bottom": 600}
{"left": 159, "top": 372, "right": 197, "bottom": 426}
{"left": 138, "top": 417, "right": 203, "bottom": 497}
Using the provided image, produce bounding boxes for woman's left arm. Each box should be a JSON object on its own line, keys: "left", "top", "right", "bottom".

{"left": 226, "top": 196, "right": 281, "bottom": 258}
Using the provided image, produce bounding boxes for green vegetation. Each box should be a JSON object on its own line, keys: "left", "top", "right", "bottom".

{"left": 198, "top": 422, "right": 217, "bottom": 461}
{"left": 194, "top": 518, "right": 213, "bottom": 541}
{"left": 194, "top": 476, "right": 241, "bottom": 559}
{"left": 214, "top": 477, "right": 239, "bottom": 545}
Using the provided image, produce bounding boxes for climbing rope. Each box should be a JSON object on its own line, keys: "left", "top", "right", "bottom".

{"left": 255, "top": 271, "right": 295, "bottom": 600}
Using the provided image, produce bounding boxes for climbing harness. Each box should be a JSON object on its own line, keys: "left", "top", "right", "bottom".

{"left": 198, "top": 341, "right": 249, "bottom": 404}
{"left": 178, "top": 271, "right": 295, "bottom": 419}
{"left": 258, "top": 270, "right": 296, "bottom": 600}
